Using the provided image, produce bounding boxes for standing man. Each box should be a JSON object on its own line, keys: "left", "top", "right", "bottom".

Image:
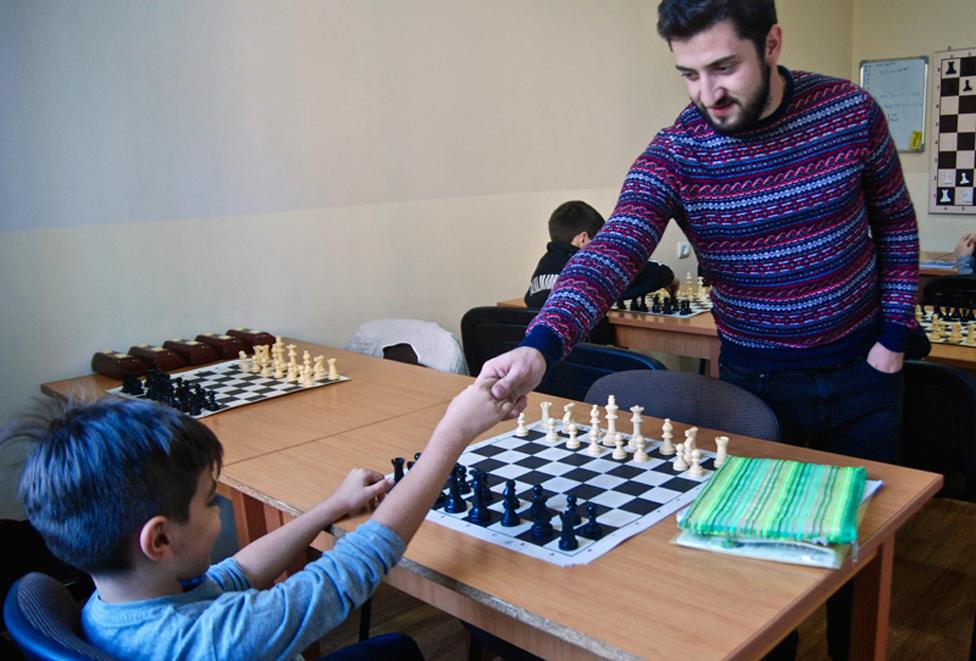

{"left": 482, "top": 0, "right": 918, "bottom": 466}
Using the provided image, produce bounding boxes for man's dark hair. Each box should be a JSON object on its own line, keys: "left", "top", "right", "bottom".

{"left": 657, "top": 0, "right": 778, "bottom": 57}
{"left": 9, "top": 398, "right": 223, "bottom": 574}
{"left": 548, "top": 201, "right": 605, "bottom": 244}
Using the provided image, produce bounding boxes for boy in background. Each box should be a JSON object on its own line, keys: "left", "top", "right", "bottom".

{"left": 524, "top": 200, "right": 675, "bottom": 309}
{"left": 8, "top": 381, "right": 512, "bottom": 660}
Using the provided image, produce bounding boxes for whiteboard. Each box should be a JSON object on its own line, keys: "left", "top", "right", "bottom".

{"left": 859, "top": 56, "right": 928, "bottom": 152}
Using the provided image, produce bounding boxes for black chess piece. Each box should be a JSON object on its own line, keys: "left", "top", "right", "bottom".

{"left": 947, "top": 60, "right": 957, "bottom": 75}
{"left": 662, "top": 297, "right": 673, "bottom": 314}
{"left": 565, "top": 495, "right": 581, "bottom": 525}
{"left": 122, "top": 374, "right": 142, "bottom": 395}
{"left": 558, "top": 510, "right": 579, "bottom": 551}
{"left": 965, "top": 79, "right": 973, "bottom": 93}
{"left": 530, "top": 507, "right": 553, "bottom": 539}
{"left": 392, "top": 457, "right": 406, "bottom": 486}
{"left": 466, "top": 473, "right": 492, "bottom": 525}
{"left": 479, "top": 473, "right": 494, "bottom": 504}
{"left": 501, "top": 495, "right": 521, "bottom": 527}
{"left": 503, "top": 479, "right": 520, "bottom": 511}
{"left": 651, "top": 295, "right": 662, "bottom": 313}
{"left": 638, "top": 295, "right": 648, "bottom": 313}
{"left": 629, "top": 297, "right": 639, "bottom": 311}
{"left": 578, "top": 503, "right": 604, "bottom": 540}
{"left": 616, "top": 299, "right": 626, "bottom": 311}
{"left": 680, "top": 299, "right": 692, "bottom": 315}
{"left": 528, "top": 484, "right": 550, "bottom": 520}
{"left": 457, "top": 465, "right": 471, "bottom": 494}
{"left": 444, "top": 473, "right": 467, "bottom": 513}
{"left": 206, "top": 391, "right": 218, "bottom": 411}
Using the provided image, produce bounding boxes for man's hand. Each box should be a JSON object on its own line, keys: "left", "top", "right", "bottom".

{"left": 866, "top": 341, "right": 903, "bottom": 374}
{"left": 954, "top": 233, "right": 976, "bottom": 259}
{"left": 476, "top": 347, "right": 546, "bottom": 416}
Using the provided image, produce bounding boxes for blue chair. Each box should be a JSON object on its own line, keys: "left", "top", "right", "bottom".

{"left": 585, "top": 370, "right": 781, "bottom": 441}
{"left": 460, "top": 306, "right": 665, "bottom": 401}
{"left": 4, "top": 572, "right": 114, "bottom": 660}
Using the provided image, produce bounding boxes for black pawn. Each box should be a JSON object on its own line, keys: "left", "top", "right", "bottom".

{"left": 392, "top": 457, "right": 406, "bottom": 485}
{"left": 651, "top": 296, "right": 662, "bottom": 313}
{"left": 638, "top": 295, "right": 649, "bottom": 312}
{"left": 503, "top": 479, "right": 520, "bottom": 511}
{"left": 501, "top": 495, "right": 521, "bottom": 527}
{"left": 529, "top": 484, "right": 549, "bottom": 519}
{"left": 479, "top": 473, "right": 494, "bottom": 504}
{"left": 662, "top": 297, "right": 673, "bottom": 314}
{"left": 444, "top": 474, "right": 467, "bottom": 513}
{"left": 579, "top": 503, "right": 604, "bottom": 540}
{"left": 207, "top": 391, "right": 219, "bottom": 411}
{"left": 965, "top": 80, "right": 973, "bottom": 93}
{"left": 558, "top": 510, "right": 579, "bottom": 550}
{"left": 467, "top": 475, "right": 491, "bottom": 525}
{"left": 530, "top": 508, "right": 553, "bottom": 539}
{"left": 565, "top": 495, "right": 581, "bottom": 525}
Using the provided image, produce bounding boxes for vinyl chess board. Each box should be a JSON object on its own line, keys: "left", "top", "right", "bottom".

{"left": 108, "top": 359, "right": 350, "bottom": 419}
{"left": 615, "top": 292, "right": 713, "bottom": 319}
{"left": 418, "top": 420, "right": 718, "bottom": 566}
{"left": 931, "top": 48, "right": 976, "bottom": 214}
{"left": 917, "top": 304, "right": 976, "bottom": 348}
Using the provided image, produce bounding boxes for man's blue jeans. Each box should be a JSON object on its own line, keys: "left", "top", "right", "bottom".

{"left": 719, "top": 355, "right": 904, "bottom": 463}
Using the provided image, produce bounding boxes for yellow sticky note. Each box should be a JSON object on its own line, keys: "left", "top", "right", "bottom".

{"left": 910, "top": 131, "right": 923, "bottom": 151}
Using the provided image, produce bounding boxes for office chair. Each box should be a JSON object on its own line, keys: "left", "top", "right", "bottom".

{"left": 4, "top": 572, "right": 114, "bottom": 661}
{"left": 921, "top": 274, "right": 976, "bottom": 308}
{"left": 584, "top": 370, "right": 780, "bottom": 441}
{"left": 460, "top": 306, "right": 665, "bottom": 401}
{"left": 900, "top": 359, "right": 976, "bottom": 501}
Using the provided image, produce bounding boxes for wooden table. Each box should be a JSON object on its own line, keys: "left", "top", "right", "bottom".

{"left": 498, "top": 297, "right": 722, "bottom": 377}
{"left": 42, "top": 344, "right": 943, "bottom": 660}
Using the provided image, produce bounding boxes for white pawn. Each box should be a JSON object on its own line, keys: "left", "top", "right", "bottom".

{"left": 660, "top": 418, "right": 675, "bottom": 455}
{"left": 689, "top": 449, "right": 704, "bottom": 477}
{"left": 327, "top": 357, "right": 339, "bottom": 380}
{"left": 561, "top": 403, "right": 575, "bottom": 432}
{"left": 967, "top": 322, "right": 976, "bottom": 346}
{"left": 714, "top": 436, "right": 729, "bottom": 468}
{"left": 673, "top": 443, "right": 689, "bottom": 471}
{"left": 566, "top": 423, "right": 581, "bottom": 449}
{"left": 612, "top": 433, "right": 628, "bottom": 460}
{"left": 545, "top": 417, "right": 559, "bottom": 442}
{"left": 628, "top": 405, "right": 644, "bottom": 450}
{"left": 633, "top": 436, "right": 649, "bottom": 463}
{"left": 540, "top": 401, "right": 552, "bottom": 426}
{"left": 238, "top": 350, "right": 250, "bottom": 373}
{"left": 260, "top": 361, "right": 273, "bottom": 378}
{"left": 587, "top": 430, "right": 603, "bottom": 456}
{"left": 514, "top": 412, "right": 529, "bottom": 437}
{"left": 285, "top": 361, "right": 298, "bottom": 383}
{"left": 250, "top": 349, "right": 263, "bottom": 373}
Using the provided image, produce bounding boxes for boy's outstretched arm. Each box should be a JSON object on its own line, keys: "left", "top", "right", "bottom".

{"left": 234, "top": 468, "right": 392, "bottom": 589}
{"left": 370, "top": 379, "right": 513, "bottom": 544}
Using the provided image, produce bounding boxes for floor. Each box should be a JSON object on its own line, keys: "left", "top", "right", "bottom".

{"left": 317, "top": 498, "right": 976, "bottom": 661}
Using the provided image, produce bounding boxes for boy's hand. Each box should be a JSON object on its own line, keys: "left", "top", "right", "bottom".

{"left": 954, "top": 233, "right": 976, "bottom": 259}
{"left": 329, "top": 468, "right": 392, "bottom": 516}
{"left": 477, "top": 347, "right": 545, "bottom": 414}
{"left": 439, "top": 379, "right": 515, "bottom": 441}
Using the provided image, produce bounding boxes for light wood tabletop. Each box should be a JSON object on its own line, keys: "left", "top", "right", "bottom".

{"left": 222, "top": 389, "right": 942, "bottom": 661}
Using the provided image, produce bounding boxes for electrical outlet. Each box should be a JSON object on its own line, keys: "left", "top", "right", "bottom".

{"left": 676, "top": 241, "right": 691, "bottom": 259}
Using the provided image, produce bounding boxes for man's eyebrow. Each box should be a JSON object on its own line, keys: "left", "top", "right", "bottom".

{"left": 675, "top": 55, "right": 738, "bottom": 73}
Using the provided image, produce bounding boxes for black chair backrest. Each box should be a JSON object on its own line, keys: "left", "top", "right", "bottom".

{"left": 585, "top": 370, "right": 781, "bottom": 441}
{"left": 921, "top": 274, "right": 976, "bottom": 308}
{"left": 901, "top": 360, "right": 976, "bottom": 502}
{"left": 460, "top": 306, "right": 665, "bottom": 401}
{"left": 3, "top": 573, "right": 115, "bottom": 660}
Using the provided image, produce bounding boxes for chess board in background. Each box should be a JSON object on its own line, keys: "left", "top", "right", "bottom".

{"left": 930, "top": 47, "right": 976, "bottom": 214}
{"left": 108, "top": 359, "right": 350, "bottom": 419}
{"left": 420, "top": 422, "right": 717, "bottom": 567}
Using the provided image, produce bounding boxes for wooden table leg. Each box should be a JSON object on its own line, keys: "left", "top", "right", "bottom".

{"left": 228, "top": 488, "right": 271, "bottom": 549}
{"left": 849, "top": 539, "right": 895, "bottom": 660}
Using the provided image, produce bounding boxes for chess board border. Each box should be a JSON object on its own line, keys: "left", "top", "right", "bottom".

{"left": 419, "top": 421, "right": 717, "bottom": 567}
{"left": 929, "top": 47, "right": 976, "bottom": 215}
{"left": 107, "top": 359, "right": 350, "bottom": 419}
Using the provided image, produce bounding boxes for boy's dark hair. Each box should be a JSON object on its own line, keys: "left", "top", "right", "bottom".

{"left": 657, "top": 0, "right": 778, "bottom": 58}
{"left": 548, "top": 201, "right": 605, "bottom": 244}
{"left": 10, "top": 398, "right": 223, "bottom": 574}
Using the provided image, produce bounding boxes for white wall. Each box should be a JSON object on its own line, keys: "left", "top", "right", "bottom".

{"left": 0, "top": 0, "right": 854, "bottom": 517}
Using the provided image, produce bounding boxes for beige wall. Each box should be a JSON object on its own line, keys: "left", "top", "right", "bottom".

{"left": 853, "top": 0, "right": 976, "bottom": 251}
{"left": 0, "top": 1, "right": 854, "bottom": 517}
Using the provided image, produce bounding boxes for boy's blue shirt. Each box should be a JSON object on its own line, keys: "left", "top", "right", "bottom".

{"left": 81, "top": 520, "right": 405, "bottom": 661}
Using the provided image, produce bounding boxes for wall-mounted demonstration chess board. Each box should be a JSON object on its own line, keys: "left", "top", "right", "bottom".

{"left": 397, "top": 404, "right": 726, "bottom": 567}
{"left": 931, "top": 47, "right": 976, "bottom": 214}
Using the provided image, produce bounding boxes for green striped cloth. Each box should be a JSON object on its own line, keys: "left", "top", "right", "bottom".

{"left": 679, "top": 456, "right": 867, "bottom": 545}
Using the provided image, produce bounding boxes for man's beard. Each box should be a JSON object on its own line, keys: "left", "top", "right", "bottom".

{"left": 698, "top": 63, "right": 772, "bottom": 135}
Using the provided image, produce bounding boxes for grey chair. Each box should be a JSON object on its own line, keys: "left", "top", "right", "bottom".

{"left": 584, "top": 370, "right": 780, "bottom": 441}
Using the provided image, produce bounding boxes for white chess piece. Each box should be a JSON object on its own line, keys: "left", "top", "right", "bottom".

{"left": 628, "top": 405, "right": 644, "bottom": 450}
{"left": 633, "top": 436, "right": 649, "bottom": 463}
{"left": 562, "top": 403, "right": 575, "bottom": 432}
{"left": 313, "top": 356, "right": 326, "bottom": 380}
{"left": 545, "top": 417, "right": 559, "bottom": 442}
{"left": 684, "top": 427, "right": 698, "bottom": 462}
{"left": 603, "top": 395, "right": 619, "bottom": 447}
{"left": 967, "top": 322, "right": 976, "bottom": 346}
{"left": 612, "top": 434, "right": 628, "bottom": 460}
{"left": 238, "top": 350, "right": 249, "bottom": 373}
{"left": 660, "top": 418, "right": 675, "bottom": 455}
{"left": 287, "top": 344, "right": 297, "bottom": 364}
{"left": 689, "top": 449, "right": 704, "bottom": 477}
{"left": 714, "top": 436, "right": 729, "bottom": 468}
{"left": 588, "top": 405, "right": 602, "bottom": 442}
{"left": 587, "top": 429, "right": 603, "bottom": 456}
{"left": 514, "top": 412, "right": 529, "bottom": 437}
{"left": 540, "top": 401, "right": 552, "bottom": 426}
{"left": 260, "top": 361, "right": 273, "bottom": 378}
{"left": 285, "top": 361, "right": 298, "bottom": 383}
{"left": 327, "top": 358, "right": 339, "bottom": 380}
{"left": 566, "top": 423, "right": 581, "bottom": 449}
{"left": 673, "top": 443, "right": 689, "bottom": 471}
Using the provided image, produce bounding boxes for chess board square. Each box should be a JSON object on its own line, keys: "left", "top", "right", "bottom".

{"left": 468, "top": 458, "right": 506, "bottom": 474}
{"left": 561, "top": 467, "right": 600, "bottom": 483}
{"left": 490, "top": 450, "right": 533, "bottom": 465}
{"left": 539, "top": 475, "right": 582, "bottom": 494}
{"left": 962, "top": 95, "right": 976, "bottom": 114}
{"left": 607, "top": 465, "right": 643, "bottom": 479}
{"left": 661, "top": 476, "right": 700, "bottom": 492}
{"left": 541, "top": 535, "right": 595, "bottom": 554}
{"left": 941, "top": 96, "right": 960, "bottom": 115}
{"left": 516, "top": 470, "right": 557, "bottom": 486}
{"left": 959, "top": 133, "right": 976, "bottom": 151}
{"left": 959, "top": 150, "right": 975, "bottom": 169}
{"left": 652, "top": 460, "right": 683, "bottom": 475}
{"left": 963, "top": 57, "right": 976, "bottom": 77}
{"left": 642, "top": 486, "right": 684, "bottom": 503}
{"left": 961, "top": 189, "right": 974, "bottom": 205}
{"left": 535, "top": 447, "right": 574, "bottom": 462}
{"left": 943, "top": 78, "right": 960, "bottom": 96}
{"left": 563, "top": 483, "right": 604, "bottom": 501}
{"left": 490, "top": 463, "right": 533, "bottom": 481}
{"left": 941, "top": 114, "right": 959, "bottom": 132}
{"left": 471, "top": 444, "right": 512, "bottom": 458}
{"left": 588, "top": 473, "right": 627, "bottom": 490}
{"left": 631, "top": 470, "right": 672, "bottom": 487}
{"left": 584, "top": 457, "right": 623, "bottom": 474}
{"left": 494, "top": 435, "right": 534, "bottom": 449}
{"left": 510, "top": 441, "right": 551, "bottom": 455}
{"left": 597, "top": 507, "right": 642, "bottom": 528}
{"left": 939, "top": 151, "right": 958, "bottom": 169}
{"left": 559, "top": 452, "right": 599, "bottom": 467}
{"left": 535, "top": 461, "right": 578, "bottom": 477}
{"left": 486, "top": 519, "right": 531, "bottom": 536}
{"left": 611, "top": 480, "right": 655, "bottom": 497}
{"left": 619, "top": 499, "right": 663, "bottom": 516}
{"left": 514, "top": 455, "right": 549, "bottom": 470}
{"left": 961, "top": 114, "right": 976, "bottom": 133}
{"left": 590, "top": 489, "right": 635, "bottom": 509}
{"left": 958, "top": 170, "right": 974, "bottom": 187}
{"left": 940, "top": 169, "right": 957, "bottom": 186}
{"left": 243, "top": 394, "right": 268, "bottom": 402}
{"left": 940, "top": 133, "right": 958, "bottom": 151}
{"left": 515, "top": 528, "right": 557, "bottom": 546}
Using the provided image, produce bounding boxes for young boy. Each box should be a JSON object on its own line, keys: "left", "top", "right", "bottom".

{"left": 524, "top": 200, "right": 674, "bottom": 309}
{"left": 10, "top": 381, "right": 512, "bottom": 660}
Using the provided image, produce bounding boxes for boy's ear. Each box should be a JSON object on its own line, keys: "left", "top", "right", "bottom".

{"left": 138, "top": 515, "right": 175, "bottom": 562}
{"left": 571, "top": 231, "right": 592, "bottom": 248}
